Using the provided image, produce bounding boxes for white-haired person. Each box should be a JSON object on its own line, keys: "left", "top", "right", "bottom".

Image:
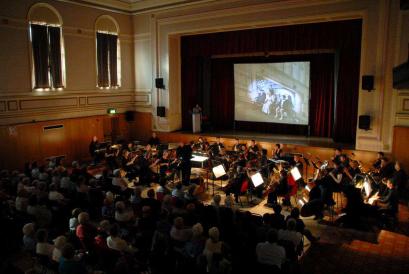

{"left": 52, "top": 235, "right": 67, "bottom": 263}
{"left": 184, "top": 222, "right": 206, "bottom": 259}
{"left": 203, "top": 226, "right": 229, "bottom": 272}
{"left": 22, "top": 223, "right": 36, "bottom": 254}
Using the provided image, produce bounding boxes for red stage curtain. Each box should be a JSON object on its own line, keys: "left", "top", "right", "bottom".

{"left": 310, "top": 54, "right": 334, "bottom": 137}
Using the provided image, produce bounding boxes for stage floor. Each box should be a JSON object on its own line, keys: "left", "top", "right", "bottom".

{"left": 178, "top": 129, "right": 354, "bottom": 149}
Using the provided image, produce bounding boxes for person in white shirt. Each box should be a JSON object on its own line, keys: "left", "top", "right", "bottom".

{"left": 106, "top": 224, "right": 131, "bottom": 252}
{"left": 48, "top": 183, "right": 65, "bottom": 202}
{"left": 256, "top": 229, "right": 286, "bottom": 269}
{"left": 35, "top": 229, "right": 54, "bottom": 257}
{"left": 278, "top": 218, "right": 303, "bottom": 250}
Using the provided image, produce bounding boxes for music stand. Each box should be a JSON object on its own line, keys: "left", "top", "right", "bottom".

{"left": 290, "top": 167, "right": 302, "bottom": 181}
{"left": 212, "top": 164, "right": 226, "bottom": 196}
{"left": 250, "top": 172, "right": 264, "bottom": 188}
{"left": 303, "top": 156, "right": 310, "bottom": 180}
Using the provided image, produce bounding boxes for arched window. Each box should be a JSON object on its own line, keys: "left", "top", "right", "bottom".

{"left": 95, "top": 15, "right": 121, "bottom": 89}
{"left": 28, "top": 3, "right": 66, "bottom": 91}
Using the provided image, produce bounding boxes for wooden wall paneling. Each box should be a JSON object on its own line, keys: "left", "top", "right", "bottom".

{"left": 130, "top": 112, "right": 152, "bottom": 142}
{"left": 16, "top": 124, "right": 41, "bottom": 168}
{"left": 393, "top": 126, "right": 409, "bottom": 170}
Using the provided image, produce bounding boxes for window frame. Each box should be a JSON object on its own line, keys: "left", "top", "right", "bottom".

{"left": 27, "top": 3, "right": 66, "bottom": 92}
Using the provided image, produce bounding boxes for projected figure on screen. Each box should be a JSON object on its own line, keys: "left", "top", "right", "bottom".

{"left": 262, "top": 90, "right": 274, "bottom": 115}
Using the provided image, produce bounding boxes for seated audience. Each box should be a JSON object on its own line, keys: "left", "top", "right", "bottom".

{"left": 256, "top": 229, "right": 286, "bottom": 270}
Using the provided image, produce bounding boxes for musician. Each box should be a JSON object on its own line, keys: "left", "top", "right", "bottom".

{"left": 267, "top": 165, "right": 289, "bottom": 206}
{"left": 303, "top": 181, "right": 324, "bottom": 220}
{"left": 393, "top": 161, "right": 407, "bottom": 195}
{"left": 247, "top": 139, "right": 259, "bottom": 160}
{"left": 338, "top": 154, "right": 350, "bottom": 170}
{"left": 344, "top": 160, "right": 361, "bottom": 182}
{"left": 148, "top": 132, "right": 160, "bottom": 146}
{"left": 224, "top": 166, "right": 246, "bottom": 203}
{"left": 372, "top": 152, "right": 384, "bottom": 170}
{"left": 272, "top": 144, "right": 282, "bottom": 159}
{"left": 372, "top": 179, "right": 399, "bottom": 219}
{"left": 89, "top": 136, "right": 99, "bottom": 163}
{"left": 293, "top": 154, "right": 304, "bottom": 185}
{"left": 209, "top": 137, "right": 225, "bottom": 156}
{"left": 150, "top": 150, "right": 171, "bottom": 184}
{"left": 378, "top": 157, "right": 395, "bottom": 180}
{"left": 126, "top": 142, "right": 136, "bottom": 152}
{"left": 232, "top": 138, "right": 241, "bottom": 152}
{"left": 194, "top": 136, "right": 206, "bottom": 151}
{"left": 177, "top": 142, "right": 193, "bottom": 185}
{"left": 331, "top": 147, "right": 343, "bottom": 165}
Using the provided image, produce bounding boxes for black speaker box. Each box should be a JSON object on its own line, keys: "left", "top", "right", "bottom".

{"left": 125, "top": 111, "right": 134, "bottom": 121}
{"left": 155, "top": 78, "right": 165, "bottom": 89}
{"left": 358, "top": 115, "right": 370, "bottom": 130}
{"left": 401, "top": 0, "right": 409, "bottom": 10}
{"left": 362, "top": 75, "right": 374, "bottom": 91}
{"left": 157, "top": 106, "right": 166, "bottom": 117}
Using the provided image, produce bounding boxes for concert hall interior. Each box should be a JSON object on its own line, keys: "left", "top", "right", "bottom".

{"left": 1, "top": 0, "right": 409, "bottom": 274}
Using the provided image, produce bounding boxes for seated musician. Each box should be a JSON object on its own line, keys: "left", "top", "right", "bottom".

{"left": 335, "top": 185, "right": 366, "bottom": 228}
{"left": 304, "top": 180, "right": 324, "bottom": 220}
{"left": 194, "top": 136, "right": 206, "bottom": 151}
{"left": 293, "top": 154, "right": 304, "bottom": 186}
{"left": 338, "top": 154, "right": 350, "bottom": 170}
{"left": 331, "top": 147, "right": 343, "bottom": 165}
{"left": 343, "top": 160, "right": 361, "bottom": 184}
{"left": 210, "top": 137, "right": 225, "bottom": 157}
{"left": 148, "top": 132, "right": 160, "bottom": 146}
{"left": 372, "top": 151, "right": 384, "bottom": 170}
{"left": 393, "top": 161, "right": 407, "bottom": 196}
{"left": 272, "top": 144, "right": 282, "bottom": 159}
{"left": 247, "top": 139, "right": 259, "bottom": 160}
{"left": 378, "top": 157, "right": 395, "bottom": 180}
{"left": 232, "top": 138, "right": 241, "bottom": 152}
{"left": 224, "top": 166, "right": 246, "bottom": 203}
{"left": 150, "top": 150, "right": 172, "bottom": 184}
{"left": 372, "top": 178, "right": 399, "bottom": 217}
{"left": 126, "top": 142, "right": 135, "bottom": 152}
{"left": 267, "top": 165, "right": 290, "bottom": 206}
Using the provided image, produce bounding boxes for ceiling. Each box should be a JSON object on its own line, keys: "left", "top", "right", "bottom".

{"left": 65, "top": 0, "right": 213, "bottom": 13}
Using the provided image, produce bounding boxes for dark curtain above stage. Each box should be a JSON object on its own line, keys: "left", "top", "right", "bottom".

{"left": 181, "top": 20, "right": 361, "bottom": 143}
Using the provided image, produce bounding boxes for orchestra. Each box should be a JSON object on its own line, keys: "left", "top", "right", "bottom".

{"left": 88, "top": 134, "right": 404, "bottom": 228}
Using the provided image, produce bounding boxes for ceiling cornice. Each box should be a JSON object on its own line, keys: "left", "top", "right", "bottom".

{"left": 58, "top": 0, "right": 218, "bottom": 14}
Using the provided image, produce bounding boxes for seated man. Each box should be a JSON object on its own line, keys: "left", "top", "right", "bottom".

{"left": 375, "top": 178, "right": 399, "bottom": 217}
{"left": 256, "top": 229, "right": 286, "bottom": 270}
{"left": 148, "top": 132, "right": 160, "bottom": 146}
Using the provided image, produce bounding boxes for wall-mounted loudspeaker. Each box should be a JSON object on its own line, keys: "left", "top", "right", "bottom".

{"left": 358, "top": 115, "right": 370, "bottom": 130}
{"left": 155, "top": 78, "right": 165, "bottom": 89}
{"left": 125, "top": 111, "right": 135, "bottom": 121}
{"left": 157, "top": 106, "right": 166, "bottom": 117}
{"left": 362, "top": 75, "right": 374, "bottom": 91}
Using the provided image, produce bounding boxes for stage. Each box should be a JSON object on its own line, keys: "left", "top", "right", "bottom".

{"left": 155, "top": 130, "right": 377, "bottom": 166}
